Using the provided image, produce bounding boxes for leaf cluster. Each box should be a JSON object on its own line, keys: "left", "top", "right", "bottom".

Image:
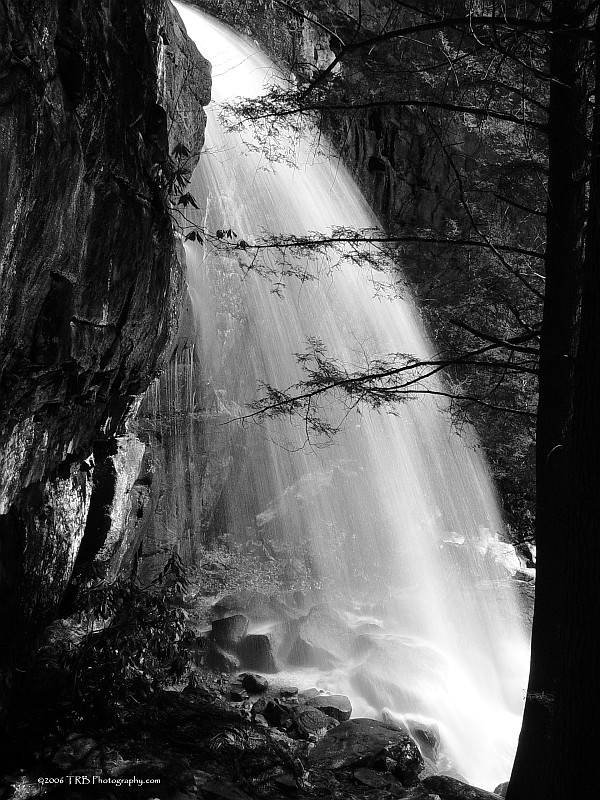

{"left": 57, "top": 553, "right": 195, "bottom": 726}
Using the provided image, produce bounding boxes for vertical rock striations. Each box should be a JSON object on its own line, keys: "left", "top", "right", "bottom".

{"left": 0, "top": 0, "right": 210, "bottom": 711}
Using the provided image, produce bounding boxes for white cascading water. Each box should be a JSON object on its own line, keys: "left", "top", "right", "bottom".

{"left": 170, "top": 3, "right": 530, "bottom": 790}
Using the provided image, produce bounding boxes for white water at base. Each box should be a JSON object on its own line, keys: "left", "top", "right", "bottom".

{"left": 172, "top": 3, "right": 530, "bottom": 790}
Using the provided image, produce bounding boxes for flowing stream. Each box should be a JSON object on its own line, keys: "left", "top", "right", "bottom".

{"left": 166, "top": 3, "right": 531, "bottom": 789}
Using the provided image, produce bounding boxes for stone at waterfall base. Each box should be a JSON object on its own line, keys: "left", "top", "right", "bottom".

{"left": 204, "top": 641, "right": 240, "bottom": 673}
{"left": 239, "top": 672, "right": 269, "bottom": 693}
{"left": 353, "top": 768, "right": 392, "bottom": 788}
{"left": 309, "top": 718, "right": 424, "bottom": 785}
{"left": 237, "top": 634, "right": 278, "bottom": 672}
{"left": 4, "top": 659, "right": 493, "bottom": 800}
{"left": 306, "top": 694, "right": 352, "bottom": 721}
{"left": 291, "top": 705, "right": 339, "bottom": 738}
{"left": 422, "top": 776, "right": 506, "bottom": 799}
{"left": 211, "top": 614, "right": 249, "bottom": 647}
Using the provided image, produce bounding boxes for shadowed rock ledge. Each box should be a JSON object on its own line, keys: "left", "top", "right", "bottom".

{"left": 0, "top": 0, "right": 210, "bottom": 713}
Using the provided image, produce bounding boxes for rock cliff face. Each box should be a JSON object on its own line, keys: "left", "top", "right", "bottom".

{"left": 0, "top": 0, "right": 210, "bottom": 708}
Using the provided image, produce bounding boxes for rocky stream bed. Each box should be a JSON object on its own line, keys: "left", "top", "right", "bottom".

{"left": 0, "top": 581, "right": 520, "bottom": 800}
{"left": 0, "top": 668, "right": 506, "bottom": 800}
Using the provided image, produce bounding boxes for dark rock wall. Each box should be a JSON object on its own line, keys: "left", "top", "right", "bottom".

{"left": 0, "top": 0, "right": 210, "bottom": 707}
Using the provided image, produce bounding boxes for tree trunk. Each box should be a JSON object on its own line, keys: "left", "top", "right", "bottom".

{"left": 546, "top": 13, "right": 600, "bottom": 797}
{"left": 507, "top": 2, "right": 589, "bottom": 798}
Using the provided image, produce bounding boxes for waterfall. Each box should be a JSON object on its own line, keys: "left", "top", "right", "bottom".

{"left": 166, "top": 3, "right": 531, "bottom": 789}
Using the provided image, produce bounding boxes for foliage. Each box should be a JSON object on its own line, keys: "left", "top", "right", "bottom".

{"left": 58, "top": 554, "right": 195, "bottom": 726}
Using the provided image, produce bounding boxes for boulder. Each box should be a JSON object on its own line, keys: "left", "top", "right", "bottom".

{"left": 290, "top": 705, "right": 338, "bottom": 739}
{"left": 229, "top": 685, "right": 249, "bottom": 702}
{"left": 351, "top": 652, "right": 440, "bottom": 713}
{"left": 298, "top": 687, "right": 322, "bottom": 701}
{"left": 279, "top": 685, "right": 299, "bottom": 698}
{"left": 262, "top": 699, "right": 293, "bottom": 729}
{"left": 213, "top": 591, "right": 291, "bottom": 621}
{"left": 281, "top": 588, "right": 321, "bottom": 611}
{"left": 422, "top": 776, "right": 503, "bottom": 799}
{"left": 211, "top": 615, "right": 249, "bottom": 647}
{"left": 406, "top": 720, "right": 441, "bottom": 762}
{"left": 213, "top": 591, "right": 269, "bottom": 615}
{"left": 391, "top": 738, "right": 425, "bottom": 786}
{"left": 205, "top": 642, "right": 240, "bottom": 674}
{"left": 297, "top": 605, "right": 355, "bottom": 661}
{"left": 353, "top": 768, "right": 392, "bottom": 789}
{"left": 493, "top": 783, "right": 508, "bottom": 798}
{"left": 240, "top": 672, "right": 269, "bottom": 693}
{"left": 308, "top": 718, "right": 421, "bottom": 775}
{"left": 306, "top": 694, "right": 352, "bottom": 722}
{"left": 251, "top": 697, "right": 269, "bottom": 720}
{"left": 287, "top": 634, "right": 338, "bottom": 668}
{"left": 237, "top": 634, "right": 278, "bottom": 673}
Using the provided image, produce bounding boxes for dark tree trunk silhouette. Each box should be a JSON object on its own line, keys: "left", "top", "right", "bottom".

{"left": 546, "top": 11, "right": 600, "bottom": 797}
{"left": 508, "top": 1, "right": 590, "bottom": 798}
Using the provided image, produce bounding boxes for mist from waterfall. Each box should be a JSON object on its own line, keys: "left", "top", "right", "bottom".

{"left": 167, "top": 3, "right": 531, "bottom": 789}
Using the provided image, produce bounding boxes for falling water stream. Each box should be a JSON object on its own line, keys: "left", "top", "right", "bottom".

{"left": 167, "top": 3, "right": 530, "bottom": 789}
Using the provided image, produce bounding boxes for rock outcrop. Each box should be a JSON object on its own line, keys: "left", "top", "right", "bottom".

{"left": 309, "top": 717, "right": 424, "bottom": 784}
{"left": 0, "top": 0, "right": 210, "bottom": 711}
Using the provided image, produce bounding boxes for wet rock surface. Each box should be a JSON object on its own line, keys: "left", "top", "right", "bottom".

{"left": 308, "top": 718, "right": 420, "bottom": 774}
{"left": 423, "top": 776, "right": 504, "bottom": 800}
{"left": 205, "top": 642, "right": 241, "bottom": 674}
{"left": 0, "top": 660, "right": 498, "bottom": 800}
{"left": 0, "top": 0, "right": 210, "bottom": 710}
{"left": 290, "top": 706, "right": 338, "bottom": 739}
{"left": 211, "top": 615, "right": 250, "bottom": 647}
{"left": 240, "top": 673, "right": 269, "bottom": 694}
{"left": 238, "top": 634, "right": 279, "bottom": 674}
{"left": 306, "top": 694, "right": 352, "bottom": 722}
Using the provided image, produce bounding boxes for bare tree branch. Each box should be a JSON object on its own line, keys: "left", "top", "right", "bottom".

{"left": 302, "top": 14, "right": 589, "bottom": 95}
{"left": 450, "top": 319, "right": 541, "bottom": 354}
{"left": 231, "top": 95, "right": 547, "bottom": 132}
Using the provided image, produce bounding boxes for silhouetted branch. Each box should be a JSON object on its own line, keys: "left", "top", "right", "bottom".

{"left": 227, "top": 228, "right": 545, "bottom": 261}
{"left": 230, "top": 333, "right": 539, "bottom": 432}
{"left": 302, "top": 14, "right": 589, "bottom": 95}
{"left": 228, "top": 94, "right": 547, "bottom": 132}
{"left": 450, "top": 320, "right": 541, "bottom": 354}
